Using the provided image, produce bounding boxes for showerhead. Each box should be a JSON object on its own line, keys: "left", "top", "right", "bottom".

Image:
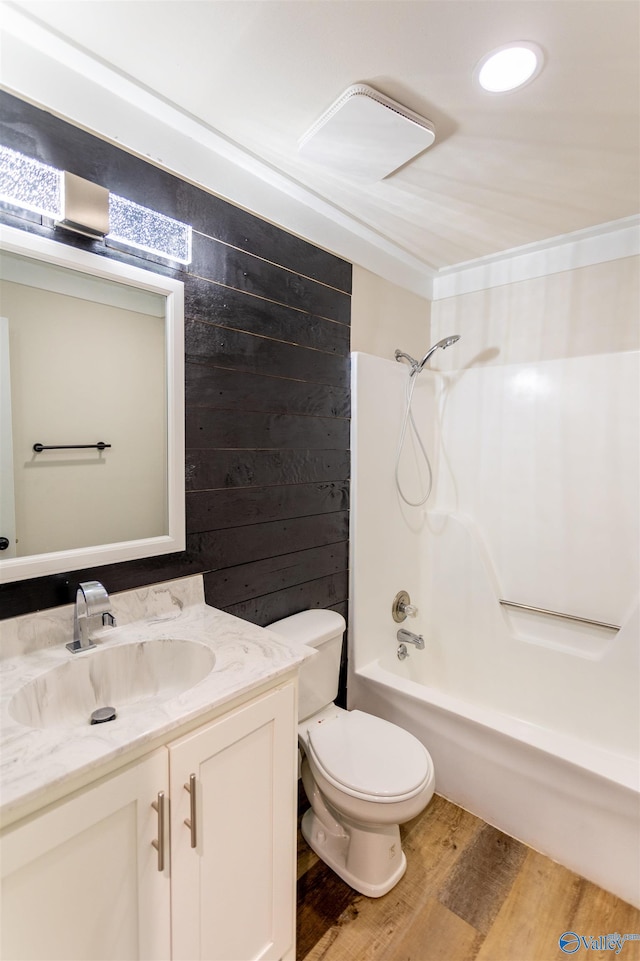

{"left": 416, "top": 334, "right": 460, "bottom": 371}
{"left": 395, "top": 335, "right": 461, "bottom": 374}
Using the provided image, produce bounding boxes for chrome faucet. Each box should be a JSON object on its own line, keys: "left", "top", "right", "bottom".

{"left": 66, "top": 581, "right": 116, "bottom": 653}
{"left": 397, "top": 628, "right": 425, "bottom": 650}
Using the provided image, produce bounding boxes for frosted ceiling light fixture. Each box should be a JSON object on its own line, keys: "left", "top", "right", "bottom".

{"left": 476, "top": 43, "right": 543, "bottom": 93}
{"left": 298, "top": 84, "right": 436, "bottom": 182}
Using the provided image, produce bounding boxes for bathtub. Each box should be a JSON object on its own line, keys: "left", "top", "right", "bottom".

{"left": 350, "top": 654, "right": 640, "bottom": 908}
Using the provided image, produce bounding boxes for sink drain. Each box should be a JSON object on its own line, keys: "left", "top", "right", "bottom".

{"left": 90, "top": 706, "right": 117, "bottom": 725}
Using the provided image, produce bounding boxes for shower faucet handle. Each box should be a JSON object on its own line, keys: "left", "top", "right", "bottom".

{"left": 392, "top": 590, "right": 418, "bottom": 623}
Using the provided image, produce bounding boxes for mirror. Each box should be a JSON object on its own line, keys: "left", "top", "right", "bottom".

{"left": 0, "top": 224, "right": 185, "bottom": 583}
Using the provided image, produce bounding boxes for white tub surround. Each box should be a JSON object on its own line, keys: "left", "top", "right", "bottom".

{"left": 0, "top": 575, "right": 313, "bottom": 826}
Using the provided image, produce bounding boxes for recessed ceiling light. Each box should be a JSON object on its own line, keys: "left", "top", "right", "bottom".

{"left": 476, "top": 42, "right": 543, "bottom": 93}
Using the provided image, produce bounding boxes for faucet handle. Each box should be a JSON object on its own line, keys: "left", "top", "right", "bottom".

{"left": 102, "top": 612, "right": 117, "bottom": 628}
{"left": 392, "top": 590, "right": 418, "bottom": 622}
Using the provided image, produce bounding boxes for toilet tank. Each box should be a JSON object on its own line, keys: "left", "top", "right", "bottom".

{"left": 267, "top": 609, "right": 346, "bottom": 721}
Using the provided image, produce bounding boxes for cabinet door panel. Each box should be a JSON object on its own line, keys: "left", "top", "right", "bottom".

{"left": 1, "top": 750, "right": 170, "bottom": 961}
{"left": 170, "top": 683, "right": 296, "bottom": 961}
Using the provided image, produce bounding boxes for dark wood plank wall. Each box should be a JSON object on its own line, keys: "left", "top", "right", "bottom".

{"left": 0, "top": 91, "right": 351, "bottom": 629}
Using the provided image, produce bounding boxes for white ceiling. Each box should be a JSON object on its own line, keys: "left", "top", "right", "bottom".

{"left": 3, "top": 0, "right": 640, "bottom": 277}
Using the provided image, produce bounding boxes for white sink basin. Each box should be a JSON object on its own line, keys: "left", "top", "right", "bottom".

{"left": 8, "top": 638, "right": 216, "bottom": 729}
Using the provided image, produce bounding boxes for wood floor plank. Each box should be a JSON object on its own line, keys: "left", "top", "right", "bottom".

{"left": 570, "top": 874, "right": 640, "bottom": 961}
{"left": 297, "top": 859, "right": 359, "bottom": 960}
{"left": 475, "top": 847, "right": 586, "bottom": 961}
{"left": 438, "top": 824, "right": 527, "bottom": 935}
{"left": 476, "top": 846, "right": 640, "bottom": 961}
{"left": 390, "top": 897, "right": 481, "bottom": 961}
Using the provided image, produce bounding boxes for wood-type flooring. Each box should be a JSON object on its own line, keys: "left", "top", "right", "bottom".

{"left": 296, "top": 791, "right": 640, "bottom": 961}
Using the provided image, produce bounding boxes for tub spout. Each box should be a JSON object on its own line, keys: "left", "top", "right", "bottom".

{"left": 397, "top": 628, "right": 425, "bottom": 650}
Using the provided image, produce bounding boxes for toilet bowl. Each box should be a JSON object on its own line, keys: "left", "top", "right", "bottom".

{"left": 268, "top": 610, "right": 435, "bottom": 897}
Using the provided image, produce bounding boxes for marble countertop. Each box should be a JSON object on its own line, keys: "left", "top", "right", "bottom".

{"left": 0, "top": 576, "right": 313, "bottom": 826}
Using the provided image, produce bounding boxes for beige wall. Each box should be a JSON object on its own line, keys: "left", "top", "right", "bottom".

{"left": 350, "top": 265, "right": 431, "bottom": 360}
{"left": 3, "top": 279, "right": 166, "bottom": 557}
{"left": 430, "top": 255, "right": 640, "bottom": 370}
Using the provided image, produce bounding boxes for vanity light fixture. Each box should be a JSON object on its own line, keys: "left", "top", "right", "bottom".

{"left": 108, "top": 194, "right": 192, "bottom": 265}
{"left": 0, "top": 145, "right": 61, "bottom": 219}
{"left": 476, "top": 42, "right": 544, "bottom": 93}
{"left": 0, "top": 145, "right": 192, "bottom": 264}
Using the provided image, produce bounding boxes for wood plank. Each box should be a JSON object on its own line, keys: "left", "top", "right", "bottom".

{"left": 389, "top": 897, "right": 481, "bottom": 961}
{"left": 569, "top": 871, "right": 640, "bottom": 960}
{"left": 186, "top": 408, "right": 350, "bottom": 450}
{"left": 475, "top": 845, "right": 640, "bottom": 961}
{"left": 186, "top": 448, "right": 350, "bottom": 492}
{"left": 204, "top": 543, "right": 349, "bottom": 607}
{"left": 190, "top": 214, "right": 352, "bottom": 294}
{"left": 187, "top": 483, "right": 349, "bottom": 533}
{"left": 191, "top": 233, "right": 351, "bottom": 324}
{"left": 297, "top": 858, "right": 360, "bottom": 961}
{"left": 221, "top": 572, "right": 349, "bottom": 626}
{"left": 438, "top": 823, "right": 527, "bottom": 935}
{"left": 186, "top": 363, "right": 350, "bottom": 418}
{"left": 185, "top": 279, "right": 350, "bottom": 353}
{"left": 189, "top": 512, "right": 349, "bottom": 571}
{"left": 185, "top": 318, "right": 350, "bottom": 387}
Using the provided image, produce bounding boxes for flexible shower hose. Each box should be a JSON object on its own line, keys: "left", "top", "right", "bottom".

{"left": 394, "top": 368, "right": 434, "bottom": 507}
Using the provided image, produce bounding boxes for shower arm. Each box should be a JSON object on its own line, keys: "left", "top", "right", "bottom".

{"left": 394, "top": 349, "right": 419, "bottom": 370}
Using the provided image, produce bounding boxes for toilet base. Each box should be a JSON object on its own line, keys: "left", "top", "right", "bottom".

{"left": 301, "top": 807, "right": 407, "bottom": 898}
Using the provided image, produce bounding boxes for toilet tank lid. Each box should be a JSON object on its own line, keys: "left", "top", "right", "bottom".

{"left": 267, "top": 609, "right": 345, "bottom": 648}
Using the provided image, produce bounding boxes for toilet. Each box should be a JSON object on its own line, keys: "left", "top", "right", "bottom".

{"left": 267, "top": 609, "right": 435, "bottom": 897}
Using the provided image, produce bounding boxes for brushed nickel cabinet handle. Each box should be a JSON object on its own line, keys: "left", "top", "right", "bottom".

{"left": 184, "top": 774, "right": 197, "bottom": 848}
{"left": 151, "top": 791, "right": 165, "bottom": 872}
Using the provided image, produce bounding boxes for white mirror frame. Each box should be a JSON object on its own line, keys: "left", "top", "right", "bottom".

{"left": 0, "top": 223, "right": 185, "bottom": 583}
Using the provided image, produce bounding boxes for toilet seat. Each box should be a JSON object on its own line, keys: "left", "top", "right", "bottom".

{"left": 306, "top": 710, "right": 431, "bottom": 803}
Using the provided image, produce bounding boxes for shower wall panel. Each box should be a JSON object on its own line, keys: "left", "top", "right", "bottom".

{"left": 435, "top": 352, "right": 639, "bottom": 628}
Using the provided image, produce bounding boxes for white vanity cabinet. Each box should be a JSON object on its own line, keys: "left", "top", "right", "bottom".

{"left": 0, "top": 749, "right": 171, "bottom": 960}
{"left": 0, "top": 679, "right": 298, "bottom": 961}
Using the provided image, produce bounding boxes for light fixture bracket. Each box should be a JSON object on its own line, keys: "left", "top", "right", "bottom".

{"left": 55, "top": 171, "right": 109, "bottom": 239}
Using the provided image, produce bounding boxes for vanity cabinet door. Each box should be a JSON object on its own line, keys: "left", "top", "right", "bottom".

{"left": 169, "top": 681, "right": 297, "bottom": 961}
{"left": 0, "top": 749, "right": 171, "bottom": 961}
